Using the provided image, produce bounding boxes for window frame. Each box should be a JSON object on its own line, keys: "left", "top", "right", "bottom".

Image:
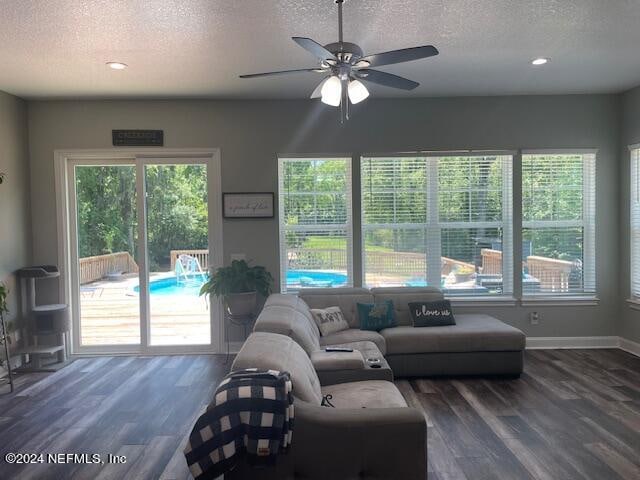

{"left": 359, "top": 151, "right": 515, "bottom": 299}
{"left": 277, "top": 155, "right": 354, "bottom": 292}
{"left": 520, "top": 149, "right": 597, "bottom": 300}
{"left": 630, "top": 145, "right": 640, "bottom": 305}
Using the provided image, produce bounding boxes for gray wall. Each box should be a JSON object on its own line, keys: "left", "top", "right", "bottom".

{"left": 0, "top": 90, "right": 31, "bottom": 329}
{"left": 27, "top": 95, "right": 620, "bottom": 339}
{"left": 620, "top": 86, "right": 640, "bottom": 343}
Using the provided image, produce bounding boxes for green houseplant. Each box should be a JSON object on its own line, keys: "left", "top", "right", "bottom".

{"left": 0, "top": 283, "right": 11, "bottom": 338}
{"left": 199, "top": 260, "right": 273, "bottom": 316}
{"left": 0, "top": 282, "right": 15, "bottom": 392}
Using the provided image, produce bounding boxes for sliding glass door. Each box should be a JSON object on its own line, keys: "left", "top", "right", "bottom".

{"left": 74, "top": 164, "right": 141, "bottom": 346}
{"left": 67, "top": 155, "right": 219, "bottom": 353}
{"left": 145, "top": 163, "right": 210, "bottom": 345}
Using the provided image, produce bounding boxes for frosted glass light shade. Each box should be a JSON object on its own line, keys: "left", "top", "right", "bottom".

{"left": 321, "top": 76, "right": 342, "bottom": 107}
{"left": 348, "top": 79, "right": 369, "bottom": 104}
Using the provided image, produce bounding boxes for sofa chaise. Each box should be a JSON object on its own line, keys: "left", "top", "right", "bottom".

{"left": 226, "top": 331, "right": 427, "bottom": 480}
{"left": 255, "top": 287, "right": 525, "bottom": 378}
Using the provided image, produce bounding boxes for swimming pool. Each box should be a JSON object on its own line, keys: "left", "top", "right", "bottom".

{"left": 286, "top": 269, "right": 348, "bottom": 288}
{"left": 138, "top": 269, "right": 348, "bottom": 296}
{"left": 135, "top": 273, "right": 208, "bottom": 296}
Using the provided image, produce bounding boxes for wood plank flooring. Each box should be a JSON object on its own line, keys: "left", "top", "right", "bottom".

{"left": 0, "top": 349, "right": 638, "bottom": 480}
{"left": 400, "top": 349, "right": 640, "bottom": 480}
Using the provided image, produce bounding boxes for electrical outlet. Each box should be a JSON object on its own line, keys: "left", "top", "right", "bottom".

{"left": 529, "top": 311, "right": 540, "bottom": 325}
{"left": 230, "top": 253, "right": 246, "bottom": 261}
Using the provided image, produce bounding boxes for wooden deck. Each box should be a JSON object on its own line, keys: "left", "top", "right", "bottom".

{"left": 79, "top": 274, "right": 210, "bottom": 346}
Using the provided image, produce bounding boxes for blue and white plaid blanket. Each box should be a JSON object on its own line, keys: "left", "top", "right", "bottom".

{"left": 184, "top": 368, "right": 294, "bottom": 479}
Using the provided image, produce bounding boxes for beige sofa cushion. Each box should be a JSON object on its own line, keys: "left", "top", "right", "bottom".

{"left": 320, "top": 328, "right": 387, "bottom": 355}
{"left": 321, "top": 380, "right": 408, "bottom": 409}
{"left": 253, "top": 304, "right": 321, "bottom": 355}
{"left": 311, "top": 350, "right": 365, "bottom": 371}
{"left": 323, "top": 340, "right": 384, "bottom": 361}
{"left": 381, "top": 314, "right": 526, "bottom": 355}
{"left": 264, "top": 294, "right": 320, "bottom": 335}
{"left": 371, "top": 287, "right": 444, "bottom": 326}
{"left": 263, "top": 294, "right": 321, "bottom": 333}
{"left": 299, "top": 288, "right": 374, "bottom": 328}
{"left": 232, "top": 332, "right": 323, "bottom": 405}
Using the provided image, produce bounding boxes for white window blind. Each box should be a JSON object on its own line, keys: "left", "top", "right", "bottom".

{"left": 522, "top": 152, "right": 596, "bottom": 296}
{"left": 278, "top": 157, "right": 353, "bottom": 291}
{"left": 631, "top": 148, "right": 640, "bottom": 299}
{"left": 361, "top": 154, "right": 513, "bottom": 296}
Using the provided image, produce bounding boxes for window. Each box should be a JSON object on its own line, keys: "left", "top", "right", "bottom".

{"left": 522, "top": 152, "right": 596, "bottom": 296}
{"left": 361, "top": 154, "right": 513, "bottom": 296}
{"left": 631, "top": 147, "right": 640, "bottom": 300}
{"left": 278, "top": 157, "right": 353, "bottom": 291}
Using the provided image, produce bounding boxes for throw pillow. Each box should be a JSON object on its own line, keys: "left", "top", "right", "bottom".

{"left": 357, "top": 300, "right": 396, "bottom": 332}
{"left": 310, "top": 306, "right": 350, "bottom": 336}
{"left": 409, "top": 300, "right": 456, "bottom": 327}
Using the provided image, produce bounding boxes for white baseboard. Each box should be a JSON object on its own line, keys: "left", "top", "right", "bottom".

{"left": 527, "top": 336, "right": 640, "bottom": 357}
{"left": 619, "top": 337, "right": 640, "bottom": 357}
{"left": 526, "top": 336, "right": 619, "bottom": 350}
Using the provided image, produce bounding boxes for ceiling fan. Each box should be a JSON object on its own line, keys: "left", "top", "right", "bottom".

{"left": 239, "top": 0, "right": 439, "bottom": 115}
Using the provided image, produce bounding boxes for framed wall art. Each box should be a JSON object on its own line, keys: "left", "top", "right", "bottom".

{"left": 222, "top": 192, "right": 274, "bottom": 218}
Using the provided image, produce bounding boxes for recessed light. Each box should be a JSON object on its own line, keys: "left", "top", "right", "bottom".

{"left": 531, "top": 57, "right": 549, "bottom": 66}
{"left": 106, "top": 62, "right": 128, "bottom": 70}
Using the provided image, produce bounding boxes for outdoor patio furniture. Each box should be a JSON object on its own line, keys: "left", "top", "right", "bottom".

{"left": 80, "top": 286, "right": 104, "bottom": 298}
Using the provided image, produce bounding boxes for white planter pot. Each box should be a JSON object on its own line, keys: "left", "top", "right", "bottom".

{"left": 225, "top": 291, "right": 257, "bottom": 317}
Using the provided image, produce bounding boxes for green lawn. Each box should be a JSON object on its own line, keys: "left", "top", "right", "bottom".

{"left": 302, "top": 236, "right": 392, "bottom": 252}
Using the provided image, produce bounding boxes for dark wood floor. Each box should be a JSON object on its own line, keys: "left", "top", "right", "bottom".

{"left": 0, "top": 349, "right": 638, "bottom": 480}
{"left": 398, "top": 349, "right": 640, "bottom": 480}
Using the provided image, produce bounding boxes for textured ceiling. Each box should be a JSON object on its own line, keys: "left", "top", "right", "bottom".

{"left": 1, "top": 0, "right": 640, "bottom": 99}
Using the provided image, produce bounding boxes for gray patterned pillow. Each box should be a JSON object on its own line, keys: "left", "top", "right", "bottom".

{"left": 310, "top": 306, "right": 350, "bottom": 336}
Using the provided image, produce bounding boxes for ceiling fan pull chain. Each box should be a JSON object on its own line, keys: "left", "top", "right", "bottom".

{"left": 345, "top": 84, "right": 350, "bottom": 120}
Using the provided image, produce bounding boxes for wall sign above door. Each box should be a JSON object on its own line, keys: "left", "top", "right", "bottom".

{"left": 112, "top": 130, "right": 164, "bottom": 146}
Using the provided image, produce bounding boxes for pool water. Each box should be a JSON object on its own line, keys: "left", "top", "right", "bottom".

{"left": 135, "top": 273, "right": 208, "bottom": 296}
{"left": 286, "top": 269, "right": 348, "bottom": 287}
{"left": 137, "top": 269, "right": 349, "bottom": 296}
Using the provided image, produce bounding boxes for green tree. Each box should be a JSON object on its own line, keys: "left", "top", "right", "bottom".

{"left": 76, "top": 164, "right": 208, "bottom": 270}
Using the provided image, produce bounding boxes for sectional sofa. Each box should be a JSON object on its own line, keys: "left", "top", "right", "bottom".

{"left": 255, "top": 286, "right": 526, "bottom": 378}
{"left": 228, "top": 331, "right": 427, "bottom": 480}
{"left": 224, "top": 287, "right": 525, "bottom": 479}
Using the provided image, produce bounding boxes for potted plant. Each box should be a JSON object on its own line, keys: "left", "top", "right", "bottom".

{"left": 454, "top": 265, "right": 476, "bottom": 283}
{"left": 1, "top": 282, "right": 15, "bottom": 391}
{"left": 0, "top": 282, "right": 10, "bottom": 338}
{"left": 199, "top": 260, "right": 273, "bottom": 316}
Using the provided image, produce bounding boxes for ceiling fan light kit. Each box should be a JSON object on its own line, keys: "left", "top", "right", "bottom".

{"left": 321, "top": 75, "right": 342, "bottom": 106}
{"left": 347, "top": 79, "right": 369, "bottom": 104}
{"left": 239, "top": 0, "right": 439, "bottom": 121}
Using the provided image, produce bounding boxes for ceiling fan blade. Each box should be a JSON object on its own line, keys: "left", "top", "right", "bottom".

{"left": 356, "top": 69, "right": 419, "bottom": 90}
{"left": 359, "top": 45, "right": 438, "bottom": 68}
{"left": 239, "top": 68, "right": 323, "bottom": 79}
{"left": 292, "top": 37, "right": 337, "bottom": 62}
{"left": 310, "top": 77, "right": 330, "bottom": 98}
